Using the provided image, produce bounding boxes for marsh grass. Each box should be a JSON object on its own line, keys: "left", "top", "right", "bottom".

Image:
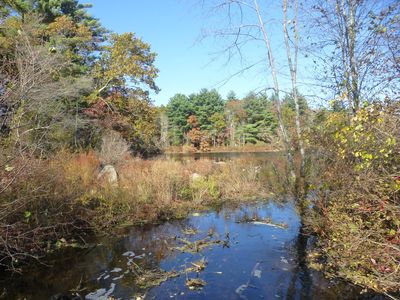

{"left": 0, "top": 151, "right": 276, "bottom": 271}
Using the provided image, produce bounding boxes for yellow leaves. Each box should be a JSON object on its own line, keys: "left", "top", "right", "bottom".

{"left": 47, "top": 15, "right": 76, "bottom": 35}
{"left": 353, "top": 152, "right": 373, "bottom": 161}
{"left": 76, "top": 24, "right": 92, "bottom": 40}
{"left": 386, "top": 137, "right": 396, "bottom": 146}
{"left": 330, "top": 103, "right": 399, "bottom": 171}
{"left": 354, "top": 124, "right": 363, "bottom": 131}
{"left": 318, "top": 102, "right": 400, "bottom": 294}
{"left": 0, "top": 16, "right": 23, "bottom": 51}
{"left": 93, "top": 32, "right": 159, "bottom": 94}
{"left": 5, "top": 165, "right": 14, "bottom": 172}
{"left": 325, "top": 111, "right": 348, "bottom": 127}
{"left": 334, "top": 131, "right": 340, "bottom": 139}
{"left": 47, "top": 15, "right": 92, "bottom": 41}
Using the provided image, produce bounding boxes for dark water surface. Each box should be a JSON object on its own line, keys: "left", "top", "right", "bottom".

{"left": 1, "top": 201, "right": 377, "bottom": 300}
{"left": 164, "top": 151, "right": 284, "bottom": 162}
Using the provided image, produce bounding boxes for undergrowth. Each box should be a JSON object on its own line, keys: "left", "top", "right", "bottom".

{"left": 0, "top": 153, "right": 276, "bottom": 272}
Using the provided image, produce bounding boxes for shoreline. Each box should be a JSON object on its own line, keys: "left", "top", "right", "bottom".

{"left": 163, "top": 148, "right": 282, "bottom": 155}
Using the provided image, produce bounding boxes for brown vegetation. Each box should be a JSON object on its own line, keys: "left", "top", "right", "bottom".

{"left": 0, "top": 152, "right": 273, "bottom": 271}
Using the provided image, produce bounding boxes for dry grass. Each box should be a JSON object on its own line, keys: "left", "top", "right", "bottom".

{"left": 0, "top": 151, "right": 274, "bottom": 271}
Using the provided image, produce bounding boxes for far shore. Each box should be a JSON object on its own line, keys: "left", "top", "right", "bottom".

{"left": 164, "top": 145, "right": 282, "bottom": 154}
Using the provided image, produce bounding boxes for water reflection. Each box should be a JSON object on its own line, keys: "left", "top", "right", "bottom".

{"left": 164, "top": 151, "right": 284, "bottom": 162}
{"left": 0, "top": 201, "right": 381, "bottom": 300}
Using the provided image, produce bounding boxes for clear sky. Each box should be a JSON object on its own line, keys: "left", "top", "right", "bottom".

{"left": 88, "top": 1, "right": 314, "bottom": 106}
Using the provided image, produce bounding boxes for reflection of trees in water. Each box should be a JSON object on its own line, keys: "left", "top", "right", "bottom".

{"left": 285, "top": 223, "right": 311, "bottom": 299}
{"left": 120, "top": 220, "right": 193, "bottom": 265}
{"left": 83, "top": 220, "right": 196, "bottom": 295}
{"left": 0, "top": 220, "right": 195, "bottom": 299}
{"left": 284, "top": 220, "right": 365, "bottom": 299}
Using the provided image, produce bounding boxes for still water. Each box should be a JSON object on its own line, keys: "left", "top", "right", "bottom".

{"left": 164, "top": 151, "right": 284, "bottom": 162}
{"left": 0, "top": 201, "right": 379, "bottom": 300}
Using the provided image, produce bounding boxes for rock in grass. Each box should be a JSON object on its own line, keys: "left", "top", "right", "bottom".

{"left": 191, "top": 173, "right": 203, "bottom": 181}
{"left": 97, "top": 165, "right": 118, "bottom": 186}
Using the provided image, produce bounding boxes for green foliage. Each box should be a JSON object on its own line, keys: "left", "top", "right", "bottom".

{"left": 226, "top": 90, "right": 237, "bottom": 101}
{"left": 282, "top": 92, "right": 308, "bottom": 115}
{"left": 189, "top": 89, "right": 225, "bottom": 130}
{"left": 46, "top": 15, "right": 94, "bottom": 74}
{"left": 242, "top": 92, "right": 277, "bottom": 143}
{"left": 0, "top": 2, "right": 161, "bottom": 156}
{"left": 166, "top": 94, "right": 193, "bottom": 145}
{"left": 166, "top": 90, "right": 278, "bottom": 148}
{"left": 208, "top": 112, "right": 227, "bottom": 145}
{"left": 191, "top": 176, "right": 221, "bottom": 203}
{"left": 122, "top": 96, "right": 161, "bottom": 156}
{"left": 0, "top": 0, "right": 31, "bottom": 17}
{"left": 166, "top": 89, "right": 225, "bottom": 146}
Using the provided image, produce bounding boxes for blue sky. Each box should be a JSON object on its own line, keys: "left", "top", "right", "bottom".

{"left": 88, "top": 1, "right": 315, "bottom": 106}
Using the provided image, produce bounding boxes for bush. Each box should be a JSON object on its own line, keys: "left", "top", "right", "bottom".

{"left": 0, "top": 151, "right": 98, "bottom": 271}
{"left": 98, "top": 130, "right": 130, "bottom": 166}
{"left": 308, "top": 102, "right": 400, "bottom": 294}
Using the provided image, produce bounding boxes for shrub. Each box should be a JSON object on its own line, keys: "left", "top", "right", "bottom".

{"left": 308, "top": 102, "right": 400, "bottom": 294}
{"left": 98, "top": 130, "right": 130, "bottom": 166}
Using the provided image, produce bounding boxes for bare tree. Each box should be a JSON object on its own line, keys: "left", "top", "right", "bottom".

{"left": 283, "top": 0, "right": 306, "bottom": 186}
{"left": 201, "top": 0, "right": 297, "bottom": 180}
{"left": 0, "top": 17, "right": 92, "bottom": 158}
{"left": 99, "top": 130, "right": 130, "bottom": 166}
{"left": 158, "top": 109, "right": 170, "bottom": 148}
{"left": 303, "top": 0, "right": 400, "bottom": 112}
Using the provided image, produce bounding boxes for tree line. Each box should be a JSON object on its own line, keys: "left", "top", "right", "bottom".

{"left": 164, "top": 89, "right": 306, "bottom": 151}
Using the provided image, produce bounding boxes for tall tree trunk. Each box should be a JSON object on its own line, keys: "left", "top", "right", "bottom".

{"left": 336, "top": 0, "right": 359, "bottom": 114}
{"left": 254, "top": 0, "right": 296, "bottom": 181}
{"left": 348, "top": 0, "right": 359, "bottom": 112}
{"left": 283, "top": 0, "right": 306, "bottom": 194}
{"left": 230, "top": 119, "right": 235, "bottom": 147}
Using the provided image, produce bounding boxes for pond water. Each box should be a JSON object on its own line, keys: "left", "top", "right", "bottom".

{"left": 164, "top": 151, "right": 284, "bottom": 162}
{"left": 0, "top": 201, "right": 380, "bottom": 300}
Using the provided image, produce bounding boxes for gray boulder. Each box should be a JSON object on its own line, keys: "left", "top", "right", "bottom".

{"left": 191, "top": 173, "right": 204, "bottom": 181}
{"left": 97, "top": 165, "right": 118, "bottom": 186}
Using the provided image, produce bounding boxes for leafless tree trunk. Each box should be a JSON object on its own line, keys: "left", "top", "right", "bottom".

{"left": 283, "top": 0, "right": 306, "bottom": 184}
{"left": 159, "top": 110, "right": 169, "bottom": 148}
{"left": 202, "top": 0, "right": 297, "bottom": 180}
{"left": 335, "top": 0, "right": 359, "bottom": 113}
{"left": 230, "top": 120, "right": 235, "bottom": 146}
{"left": 253, "top": 0, "right": 296, "bottom": 180}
